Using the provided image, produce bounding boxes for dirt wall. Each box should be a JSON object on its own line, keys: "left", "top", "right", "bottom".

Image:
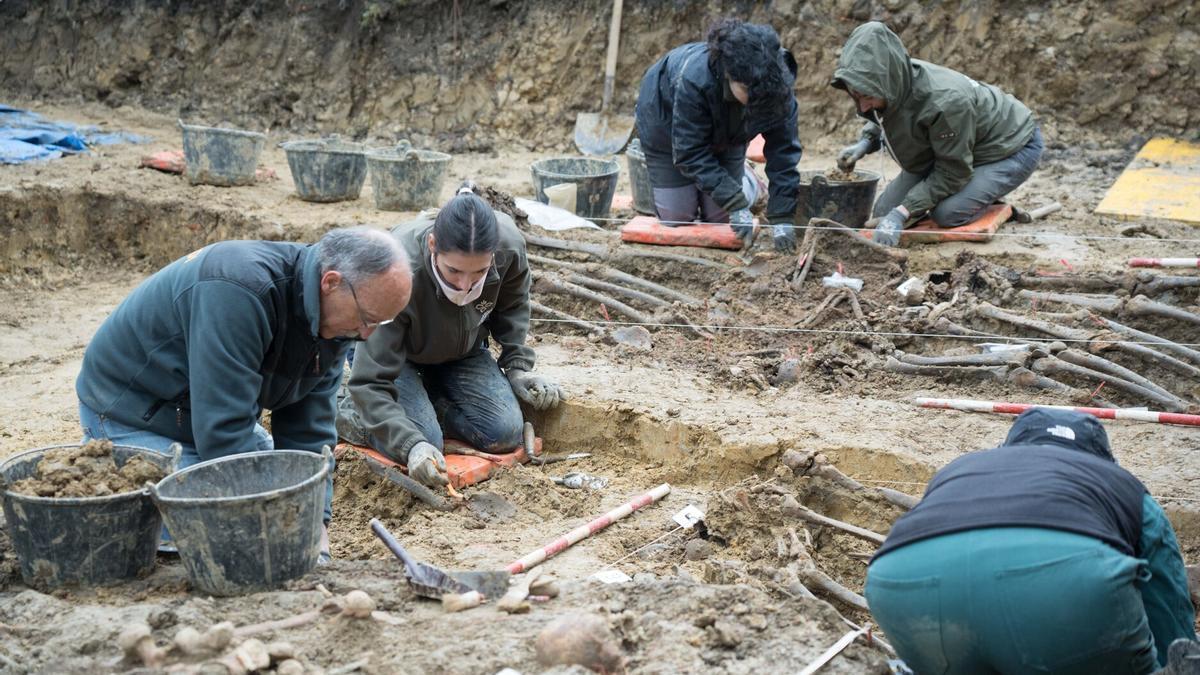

{"left": 1, "top": 0, "right": 1196, "bottom": 150}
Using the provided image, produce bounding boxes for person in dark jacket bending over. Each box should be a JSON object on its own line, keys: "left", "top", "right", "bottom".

{"left": 77, "top": 228, "right": 413, "bottom": 562}
{"left": 634, "top": 18, "right": 803, "bottom": 252}
{"left": 340, "top": 186, "right": 565, "bottom": 489}
{"left": 867, "top": 409, "right": 1196, "bottom": 674}
{"left": 832, "top": 22, "right": 1044, "bottom": 246}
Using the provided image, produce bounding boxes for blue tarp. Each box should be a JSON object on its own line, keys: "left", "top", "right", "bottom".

{"left": 0, "top": 104, "right": 147, "bottom": 165}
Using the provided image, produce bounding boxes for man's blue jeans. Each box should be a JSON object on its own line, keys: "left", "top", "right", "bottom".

{"left": 874, "top": 127, "right": 1045, "bottom": 228}
{"left": 78, "top": 400, "right": 333, "bottom": 523}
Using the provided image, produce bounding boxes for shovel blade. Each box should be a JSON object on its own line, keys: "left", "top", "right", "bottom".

{"left": 574, "top": 112, "right": 635, "bottom": 156}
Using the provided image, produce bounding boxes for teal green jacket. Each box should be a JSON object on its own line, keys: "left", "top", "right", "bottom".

{"left": 76, "top": 242, "right": 350, "bottom": 460}
{"left": 833, "top": 22, "right": 1036, "bottom": 214}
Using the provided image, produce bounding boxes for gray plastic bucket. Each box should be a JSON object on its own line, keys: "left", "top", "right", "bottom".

{"left": 366, "top": 145, "right": 452, "bottom": 211}
{"left": 530, "top": 157, "right": 620, "bottom": 221}
{"left": 624, "top": 139, "right": 656, "bottom": 215}
{"left": 179, "top": 120, "right": 266, "bottom": 187}
{"left": 280, "top": 139, "right": 368, "bottom": 203}
{"left": 0, "top": 444, "right": 172, "bottom": 590}
{"left": 148, "top": 448, "right": 331, "bottom": 596}
{"left": 795, "top": 169, "right": 881, "bottom": 229}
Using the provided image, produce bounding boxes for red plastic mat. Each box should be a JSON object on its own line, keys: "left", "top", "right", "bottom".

{"left": 857, "top": 204, "right": 1012, "bottom": 245}
{"left": 336, "top": 438, "right": 540, "bottom": 490}
{"left": 620, "top": 215, "right": 744, "bottom": 250}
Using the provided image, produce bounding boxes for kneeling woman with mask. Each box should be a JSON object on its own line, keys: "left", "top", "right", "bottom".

{"left": 341, "top": 185, "right": 565, "bottom": 488}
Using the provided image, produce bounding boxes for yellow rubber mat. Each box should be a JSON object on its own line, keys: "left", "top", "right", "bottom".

{"left": 1095, "top": 138, "right": 1200, "bottom": 224}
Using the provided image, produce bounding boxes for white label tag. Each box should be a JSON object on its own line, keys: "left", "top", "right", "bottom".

{"left": 673, "top": 504, "right": 705, "bottom": 529}
{"left": 591, "top": 569, "right": 632, "bottom": 584}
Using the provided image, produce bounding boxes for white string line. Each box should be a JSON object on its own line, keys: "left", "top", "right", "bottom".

{"left": 530, "top": 316, "right": 1200, "bottom": 348}
{"left": 855, "top": 478, "right": 1200, "bottom": 504}
{"left": 596, "top": 525, "right": 686, "bottom": 572}
{"left": 583, "top": 214, "right": 1200, "bottom": 245}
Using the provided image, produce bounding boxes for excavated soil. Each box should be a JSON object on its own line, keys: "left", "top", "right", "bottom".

{"left": 0, "top": 1, "right": 1198, "bottom": 671}
{"left": 9, "top": 439, "right": 166, "bottom": 499}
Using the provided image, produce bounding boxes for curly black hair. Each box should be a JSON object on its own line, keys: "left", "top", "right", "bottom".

{"left": 706, "top": 19, "right": 794, "bottom": 122}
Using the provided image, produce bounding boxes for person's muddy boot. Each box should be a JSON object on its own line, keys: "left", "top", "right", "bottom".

{"left": 336, "top": 395, "right": 370, "bottom": 446}
{"left": 1164, "top": 638, "right": 1200, "bottom": 675}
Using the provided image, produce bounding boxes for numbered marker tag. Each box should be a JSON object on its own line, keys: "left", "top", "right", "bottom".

{"left": 672, "top": 504, "right": 705, "bottom": 529}
{"left": 591, "top": 569, "right": 632, "bottom": 584}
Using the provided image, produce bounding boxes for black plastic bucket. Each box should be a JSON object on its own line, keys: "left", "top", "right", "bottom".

{"left": 280, "top": 139, "right": 368, "bottom": 203}
{"left": 148, "top": 448, "right": 331, "bottom": 596}
{"left": 795, "top": 169, "right": 881, "bottom": 229}
{"left": 530, "top": 157, "right": 620, "bottom": 221}
{"left": 179, "top": 120, "right": 266, "bottom": 187}
{"left": 0, "top": 444, "right": 172, "bottom": 590}
{"left": 624, "top": 140, "right": 656, "bottom": 215}
{"left": 366, "top": 144, "right": 452, "bottom": 211}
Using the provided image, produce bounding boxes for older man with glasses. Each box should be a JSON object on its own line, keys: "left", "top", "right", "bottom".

{"left": 76, "top": 227, "right": 411, "bottom": 562}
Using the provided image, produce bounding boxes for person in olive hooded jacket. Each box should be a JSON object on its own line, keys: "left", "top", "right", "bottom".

{"left": 832, "top": 22, "right": 1044, "bottom": 246}
{"left": 340, "top": 186, "right": 565, "bottom": 488}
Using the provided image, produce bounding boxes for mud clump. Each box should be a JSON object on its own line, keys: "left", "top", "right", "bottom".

{"left": 9, "top": 439, "right": 165, "bottom": 498}
{"left": 824, "top": 168, "right": 863, "bottom": 182}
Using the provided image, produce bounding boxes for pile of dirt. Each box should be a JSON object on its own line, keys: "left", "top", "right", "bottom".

{"left": 9, "top": 439, "right": 165, "bottom": 498}
{"left": 1, "top": 1, "right": 1194, "bottom": 150}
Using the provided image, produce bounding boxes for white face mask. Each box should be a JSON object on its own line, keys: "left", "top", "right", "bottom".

{"left": 431, "top": 255, "right": 487, "bottom": 306}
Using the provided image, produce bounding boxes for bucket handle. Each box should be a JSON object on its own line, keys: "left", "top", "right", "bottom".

{"left": 811, "top": 174, "right": 829, "bottom": 188}
{"left": 144, "top": 480, "right": 162, "bottom": 505}
{"left": 321, "top": 444, "right": 335, "bottom": 478}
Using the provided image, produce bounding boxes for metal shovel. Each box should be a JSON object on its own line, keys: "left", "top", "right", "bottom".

{"left": 573, "top": 0, "right": 635, "bottom": 156}
{"left": 369, "top": 518, "right": 510, "bottom": 599}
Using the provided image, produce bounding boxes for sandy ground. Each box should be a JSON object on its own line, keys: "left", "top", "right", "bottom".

{"left": 1, "top": 102, "right": 1198, "bottom": 674}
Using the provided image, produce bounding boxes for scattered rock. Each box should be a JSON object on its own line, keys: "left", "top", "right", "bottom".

{"left": 709, "top": 620, "right": 743, "bottom": 648}
{"left": 772, "top": 358, "right": 802, "bottom": 386}
{"left": 611, "top": 326, "right": 652, "bottom": 352}
{"left": 683, "top": 539, "right": 713, "bottom": 561}
{"left": 535, "top": 613, "right": 624, "bottom": 673}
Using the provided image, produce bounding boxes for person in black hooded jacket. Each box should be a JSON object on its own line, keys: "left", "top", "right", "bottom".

{"left": 634, "top": 18, "right": 803, "bottom": 252}
{"left": 867, "top": 408, "right": 1195, "bottom": 674}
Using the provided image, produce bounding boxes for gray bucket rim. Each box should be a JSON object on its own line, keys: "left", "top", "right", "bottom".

{"left": 149, "top": 448, "right": 330, "bottom": 507}
{"left": 178, "top": 120, "right": 267, "bottom": 140}
{"left": 279, "top": 139, "right": 367, "bottom": 156}
{"left": 0, "top": 444, "right": 169, "bottom": 506}
{"left": 365, "top": 148, "right": 452, "bottom": 163}
{"left": 531, "top": 157, "right": 620, "bottom": 179}
{"left": 798, "top": 168, "right": 882, "bottom": 186}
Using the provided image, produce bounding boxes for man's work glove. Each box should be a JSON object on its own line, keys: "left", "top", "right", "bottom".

{"left": 730, "top": 208, "right": 755, "bottom": 240}
{"left": 872, "top": 206, "right": 909, "bottom": 247}
{"left": 507, "top": 369, "right": 566, "bottom": 411}
{"left": 407, "top": 441, "right": 448, "bottom": 488}
{"left": 837, "top": 138, "right": 874, "bottom": 173}
{"left": 771, "top": 221, "right": 796, "bottom": 253}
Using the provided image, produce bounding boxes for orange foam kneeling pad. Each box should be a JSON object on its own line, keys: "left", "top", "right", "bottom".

{"left": 336, "top": 437, "right": 541, "bottom": 490}
{"left": 620, "top": 215, "right": 743, "bottom": 250}
{"left": 857, "top": 204, "right": 1012, "bottom": 245}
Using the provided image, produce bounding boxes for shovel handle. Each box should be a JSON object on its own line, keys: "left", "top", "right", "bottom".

{"left": 370, "top": 518, "right": 421, "bottom": 574}
{"left": 600, "top": 0, "right": 623, "bottom": 111}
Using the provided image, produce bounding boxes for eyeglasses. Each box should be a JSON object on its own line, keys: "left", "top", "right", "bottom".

{"left": 344, "top": 277, "right": 394, "bottom": 330}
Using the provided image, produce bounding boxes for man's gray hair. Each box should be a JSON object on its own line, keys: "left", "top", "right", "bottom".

{"left": 317, "top": 227, "right": 408, "bottom": 284}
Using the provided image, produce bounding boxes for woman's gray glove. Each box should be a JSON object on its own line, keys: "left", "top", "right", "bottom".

{"left": 730, "top": 208, "right": 755, "bottom": 240}
{"left": 507, "top": 369, "right": 566, "bottom": 410}
{"left": 407, "top": 441, "right": 447, "bottom": 487}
